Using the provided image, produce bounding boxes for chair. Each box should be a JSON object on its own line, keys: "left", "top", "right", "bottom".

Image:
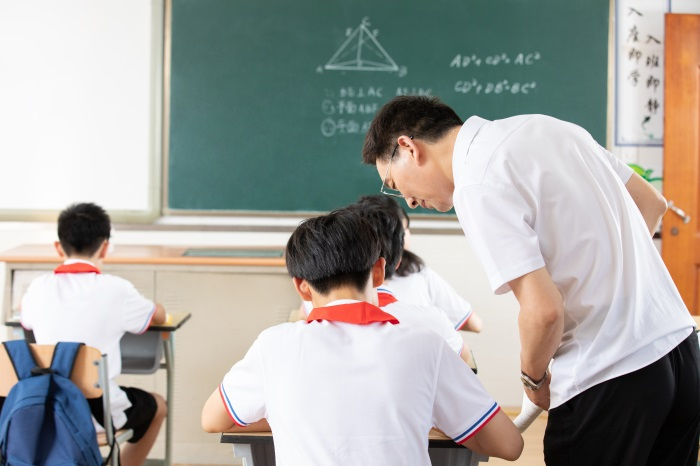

{"left": 120, "top": 331, "right": 163, "bottom": 374}
{"left": 0, "top": 343, "right": 133, "bottom": 466}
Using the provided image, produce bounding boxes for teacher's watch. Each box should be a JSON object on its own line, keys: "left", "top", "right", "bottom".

{"left": 520, "top": 368, "right": 549, "bottom": 391}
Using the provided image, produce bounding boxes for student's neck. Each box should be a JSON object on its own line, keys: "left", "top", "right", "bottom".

{"left": 312, "top": 285, "right": 375, "bottom": 308}
{"left": 65, "top": 255, "right": 102, "bottom": 266}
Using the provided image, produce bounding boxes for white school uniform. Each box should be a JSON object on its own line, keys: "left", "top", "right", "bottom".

{"left": 219, "top": 300, "right": 497, "bottom": 466}
{"left": 386, "top": 266, "right": 473, "bottom": 329}
{"left": 21, "top": 259, "right": 157, "bottom": 428}
{"left": 452, "top": 114, "right": 695, "bottom": 408}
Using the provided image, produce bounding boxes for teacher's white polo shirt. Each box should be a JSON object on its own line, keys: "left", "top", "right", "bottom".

{"left": 21, "top": 259, "right": 157, "bottom": 428}
{"left": 219, "top": 300, "right": 498, "bottom": 465}
{"left": 452, "top": 114, "right": 695, "bottom": 408}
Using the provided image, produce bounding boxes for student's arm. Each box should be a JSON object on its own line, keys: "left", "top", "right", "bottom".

{"left": 202, "top": 388, "right": 269, "bottom": 433}
{"left": 150, "top": 303, "right": 167, "bottom": 325}
{"left": 462, "top": 410, "right": 523, "bottom": 461}
{"left": 202, "top": 388, "right": 236, "bottom": 432}
{"left": 510, "top": 267, "right": 564, "bottom": 411}
{"left": 462, "top": 313, "right": 483, "bottom": 333}
{"left": 459, "top": 338, "right": 476, "bottom": 369}
{"left": 625, "top": 171, "right": 667, "bottom": 236}
{"left": 226, "top": 419, "right": 271, "bottom": 433}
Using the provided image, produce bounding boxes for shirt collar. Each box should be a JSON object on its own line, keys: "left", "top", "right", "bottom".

{"left": 307, "top": 300, "right": 399, "bottom": 325}
{"left": 452, "top": 116, "right": 489, "bottom": 182}
{"left": 376, "top": 286, "right": 398, "bottom": 307}
{"left": 54, "top": 259, "right": 101, "bottom": 274}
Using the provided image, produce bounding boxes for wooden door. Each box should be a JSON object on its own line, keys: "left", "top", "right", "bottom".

{"left": 662, "top": 14, "right": 700, "bottom": 314}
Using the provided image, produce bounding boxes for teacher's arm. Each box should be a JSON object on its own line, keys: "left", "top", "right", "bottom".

{"left": 625, "top": 172, "right": 667, "bottom": 236}
{"left": 510, "top": 267, "right": 564, "bottom": 410}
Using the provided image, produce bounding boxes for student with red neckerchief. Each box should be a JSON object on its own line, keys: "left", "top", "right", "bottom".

{"left": 19, "top": 202, "right": 167, "bottom": 466}
{"left": 202, "top": 208, "right": 522, "bottom": 464}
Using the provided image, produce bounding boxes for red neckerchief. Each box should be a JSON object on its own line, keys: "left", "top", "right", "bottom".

{"left": 377, "top": 288, "right": 398, "bottom": 307}
{"left": 54, "top": 262, "right": 101, "bottom": 274}
{"left": 307, "top": 301, "right": 399, "bottom": 325}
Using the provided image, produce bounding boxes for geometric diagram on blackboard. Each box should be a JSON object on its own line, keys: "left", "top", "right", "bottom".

{"left": 325, "top": 17, "right": 402, "bottom": 73}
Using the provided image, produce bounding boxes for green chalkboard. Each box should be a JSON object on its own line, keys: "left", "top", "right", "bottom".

{"left": 168, "top": 0, "right": 609, "bottom": 213}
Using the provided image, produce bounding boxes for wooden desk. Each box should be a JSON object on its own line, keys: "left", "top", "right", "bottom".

{"left": 5, "top": 312, "right": 191, "bottom": 466}
{"left": 0, "top": 244, "right": 286, "bottom": 267}
{"left": 220, "top": 429, "right": 487, "bottom": 466}
{"left": 0, "top": 244, "right": 299, "bottom": 464}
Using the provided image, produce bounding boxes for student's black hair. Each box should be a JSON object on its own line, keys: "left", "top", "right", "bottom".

{"left": 356, "top": 195, "right": 424, "bottom": 277}
{"left": 57, "top": 202, "right": 111, "bottom": 257}
{"left": 352, "top": 197, "right": 404, "bottom": 280}
{"left": 285, "top": 208, "right": 381, "bottom": 295}
{"left": 362, "top": 96, "right": 463, "bottom": 166}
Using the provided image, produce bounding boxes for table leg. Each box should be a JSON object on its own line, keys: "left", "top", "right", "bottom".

{"left": 162, "top": 333, "right": 175, "bottom": 466}
{"left": 232, "top": 444, "right": 255, "bottom": 466}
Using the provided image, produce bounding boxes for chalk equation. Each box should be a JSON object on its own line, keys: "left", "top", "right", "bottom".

{"left": 319, "top": 86, "right": 433, "bottom": 137}
{"left": 454, "top": 79, "right": 537, "bottom": 95}
{"left": 321, "top": 118, "right": 371, "bottom": 137}
{"left": 450, "top": 52, "right": 542, "bottom": 68}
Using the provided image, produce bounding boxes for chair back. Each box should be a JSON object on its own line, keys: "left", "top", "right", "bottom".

{"left": 120, "top": 332, "right": 162, "bottom": 374}
{"left": 0, "top": 343, "right": 102, "bottom": 398}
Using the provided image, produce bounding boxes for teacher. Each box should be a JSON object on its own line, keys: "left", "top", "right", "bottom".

{"left": 361, "top": 95, "right": 699, "bottom": 466}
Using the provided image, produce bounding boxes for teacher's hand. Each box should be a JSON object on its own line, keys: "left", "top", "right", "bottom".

{"left": 524, "top": 372, "right": 551, "bottom": 411}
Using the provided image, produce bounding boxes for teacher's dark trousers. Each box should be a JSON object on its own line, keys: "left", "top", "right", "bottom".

{"left": 544, "top": 331, "right": 700, "bottom": 466}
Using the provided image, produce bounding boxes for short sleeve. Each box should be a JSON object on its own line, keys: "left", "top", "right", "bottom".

{"left": 424, "top": 268, "right": 473, "bottom": 329}
{"left": 600, "top": 148, "right": 633, "bottom": 184}
{"left": 121, "top": 280, "right": 157, "bottom": 334}
{"left": 425, "top": 305, "right": 465, "bottom": 355}
{"left": 454, "top": 183, "right": 545, "bottom": 295}
{"left": 219, "top": 337, "right": 267, "bottom": 426}
{"left": 432, "top": 343, "right": 500, "bottom": 444}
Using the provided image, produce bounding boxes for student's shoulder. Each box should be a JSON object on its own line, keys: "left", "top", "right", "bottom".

{"left": 256, "top": 321, "right": 305, "bottom": 341}
{"left": 97, "top": 273, "right": 139, "bottom": 289}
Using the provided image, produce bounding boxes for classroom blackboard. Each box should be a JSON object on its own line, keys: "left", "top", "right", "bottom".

{"left": 168, "top": 0, "right": 609, "bottom": 213}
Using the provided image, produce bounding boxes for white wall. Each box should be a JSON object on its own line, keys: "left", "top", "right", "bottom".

{"left": 0, "top": 0, "right": 162, "bottom": 220}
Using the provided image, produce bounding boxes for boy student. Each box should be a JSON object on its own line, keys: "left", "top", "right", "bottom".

{"left": 20, "top": 203, "right": 167, "bottom": 466}
{"left": 202, "top": 209, "right": 523, "bottom": 464}
{"left": 298, "top": 200, "right": 475, "bottom": 368}
{"left": 362, "top": 96, "right": 700, "bottom": 465}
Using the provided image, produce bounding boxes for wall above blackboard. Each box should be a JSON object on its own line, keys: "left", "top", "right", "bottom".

{"left": 167, "top": 0, "right": 609, "bottom": 214}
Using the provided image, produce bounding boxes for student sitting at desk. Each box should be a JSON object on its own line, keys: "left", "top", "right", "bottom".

{"left": 19, "top": 202, "right": 167, "bottom": 466}
{"left": 202, "top": 208, "right": 523, "bottom": 464}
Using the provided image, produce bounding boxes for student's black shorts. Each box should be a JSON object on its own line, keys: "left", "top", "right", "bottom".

{"left": 89, "top": 386, "right": 158, "bottom": 443}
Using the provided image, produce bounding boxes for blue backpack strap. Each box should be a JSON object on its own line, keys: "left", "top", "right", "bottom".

{"left": 2, "top": 340, "right": 39, "bottom": 380}
{"left": 50, "top": 342, "right": 83, "bottom": 379}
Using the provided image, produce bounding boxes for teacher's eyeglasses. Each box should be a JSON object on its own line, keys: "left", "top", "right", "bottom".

{"left": 380, "top": 136, "right": 413, "bottom": 198}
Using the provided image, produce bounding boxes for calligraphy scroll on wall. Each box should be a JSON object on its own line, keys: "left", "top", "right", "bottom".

{"left": 615, "top": 0, "right": 700, "bottom": 147}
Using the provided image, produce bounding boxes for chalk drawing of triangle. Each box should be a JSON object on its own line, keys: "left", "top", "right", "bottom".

{"left": 325, "top": 23, "right": 399, "bottom": 72}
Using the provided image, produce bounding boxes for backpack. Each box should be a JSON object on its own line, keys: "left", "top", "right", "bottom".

{"left": 0, "top": 341, "right": 103, "bottom": 466}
